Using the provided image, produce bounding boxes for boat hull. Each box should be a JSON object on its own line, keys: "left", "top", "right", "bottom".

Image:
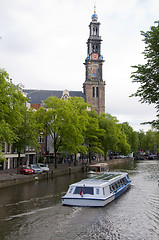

{"left": 62, "top": 195, "right": 114, "bottom": 207}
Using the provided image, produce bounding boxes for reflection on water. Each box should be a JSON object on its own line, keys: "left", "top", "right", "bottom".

{"left": 0, "top": 160, "right": 159, "bottom": 240}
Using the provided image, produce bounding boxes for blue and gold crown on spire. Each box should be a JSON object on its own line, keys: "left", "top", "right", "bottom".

{"left": 92, "top": 5, "right": 98, "bottom": 20}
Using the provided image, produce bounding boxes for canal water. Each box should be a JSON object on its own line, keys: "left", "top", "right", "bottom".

{"left": 0, "top": 160, "right": 159, "bottom": 240}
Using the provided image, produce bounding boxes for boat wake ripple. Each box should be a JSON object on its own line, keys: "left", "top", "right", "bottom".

{"left": 5, "top": 206, "right": 53, "bottom": 221}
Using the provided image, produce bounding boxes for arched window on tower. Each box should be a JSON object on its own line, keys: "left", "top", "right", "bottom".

{"left": 92, "top": 45, "right": 98, "bottom": 53}
{"left": 96, "top": 87, "right": 99, "bottom": 98}
{"left": 93, "top": 27, "right": 95, "bottom": 35}
{"left": 92, "top": 27, "right": 98, "bottom": 36}
{"left": 93, "top": 87, "right": 95, "bottom": 98}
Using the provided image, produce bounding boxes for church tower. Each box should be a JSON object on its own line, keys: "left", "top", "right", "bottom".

{"left": 83, "top": 7, "right": 105, "bottom": 115}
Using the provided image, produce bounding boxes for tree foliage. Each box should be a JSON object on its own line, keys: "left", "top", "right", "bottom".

{"left": 131, "top": 21, "right": 159, "bottom": 128}
{"left": 84, "top": 110, "right": 103, "bottom": 163}
{"left": 121, "top": 122, "right": 139, "bottom": 154}
{"left": 13, "top": 107, "right": 41, "bottom": 172}
{"left": 138, "top": 129, "right": 159, "bottom": 154}
{"left": 36, "top": 97, "right": 89, "bottom": 168}
{"left": 0, "top": 69, "right": 26, "bottom": 144}
{"left": 0, "top": 69, "right": 26, "bottom": 162}
{"left": 58, "top": 97, "right": 89, "bottom": 166}
{"left": 98, "top": 114, "right": 131, "bottom": 159}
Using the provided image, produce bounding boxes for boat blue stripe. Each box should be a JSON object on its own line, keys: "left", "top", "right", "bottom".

{"left": 114, "top": 182, "right": 130, "bottom": 199}
{"left": 62, "top": 194, "right": 113, "bottom": 201}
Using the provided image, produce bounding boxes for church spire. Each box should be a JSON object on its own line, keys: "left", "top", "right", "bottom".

{"left": 94, "top": 3, "right": 96, "bottom": 13}
{"left": 83, "top": 6, "right": 106, "bottom": 115}
{"left": 92, "top": 2, "right": 98, "bottom": 21}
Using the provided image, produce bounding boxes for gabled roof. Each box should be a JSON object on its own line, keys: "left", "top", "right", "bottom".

{"left": 23, "top": 89, "right": 85, "bottom": 104}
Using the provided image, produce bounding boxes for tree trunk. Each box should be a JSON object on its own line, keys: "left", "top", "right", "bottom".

{"left": 74, "top": 153, "right": 77, "bottom": 166}
{"left": 17, "top": 151, "right": 21, "bottom": 174}
{"left": 53, "top": 132, "right": 57, "bottom": 168}
{"left": 54, "top": 149, "right": 57, "bottom": 168}
{"left": 89, "top": 152, "right": 91, "bottom": 164}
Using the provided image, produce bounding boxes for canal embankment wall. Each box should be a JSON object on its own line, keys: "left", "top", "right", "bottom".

{"left": 0, "top": 164, "right": 82, "bottom": 189}
{"left": 0, "top": 159, "right": 134, "bottom": 189}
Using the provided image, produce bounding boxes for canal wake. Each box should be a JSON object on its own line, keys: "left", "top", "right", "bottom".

{"left": 5, "top": 206, "right": 53, "bottom": 221}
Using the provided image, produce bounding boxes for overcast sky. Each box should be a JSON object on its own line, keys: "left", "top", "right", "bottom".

{"left": 0, "top": 0, "right": 158, "bottom": 132}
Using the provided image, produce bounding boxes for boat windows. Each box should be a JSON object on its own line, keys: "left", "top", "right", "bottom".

{"left": 101, "top": 167, "right": 105, "bottom": 172}
{"left": 103, "top": 187, "right": 107, "bottom": 195}
{"left": 110, "top": 179, "right": 125, "bottom": 193}
{"left": 109, "top": 185, "right": 113, "bottom": 193}
{"left": 74, "top": 187, "right": 94, "bottom": 195}
{"left": 123, "top": 178, "right": 126, "bottom": 184}
{"left": 127, "top": 174, "right": 130, "bottom": 180}
{"left": 69, "top": 187, "right": 73, "bottom": 194}
{"left": 118, "top": 181, "right": 122, "bottom": 187}
{"left": 89, "top": 167, "right": 96, "bottom": 172}
{"left": 120, "top": 178, "right": 126, "bottom": 185}
{"left": 96, "top": 188, "right": 100, "bottom": 194}
{"left": 109, "top": 184, "right": 116, "bottom": 193}
{"left": 112, "top": 185, "right": 115, "bottom": 191}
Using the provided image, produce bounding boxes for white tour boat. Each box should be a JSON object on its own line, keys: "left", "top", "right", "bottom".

{"left": 62, "top": 172, "right": 131, "bottom": 207}
{"left": 87, "top": 162, "right": 109, "bottom": 177}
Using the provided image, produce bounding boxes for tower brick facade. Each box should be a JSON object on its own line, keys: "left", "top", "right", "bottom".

{"left": 83, "top": 8, "right": 105, "bottom": 115}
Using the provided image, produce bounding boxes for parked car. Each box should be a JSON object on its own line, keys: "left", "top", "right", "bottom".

{"left": 30, "top": 164, "right": 43, "bottom": 174}
{"left": 147, "top": 155, "right": 155, "bottom": 160}
{"left": 37, "top": 163, "right": 49, "bottom": 172}
{"left": 134, "top": 156, "right": 145, "bottom": 160}
{"left": 19, "top": 165, "right": 34, "bottom": 175}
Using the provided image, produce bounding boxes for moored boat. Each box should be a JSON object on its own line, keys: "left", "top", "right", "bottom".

{"left": 62, "top": 172, "right": 131, "bottom": 207}
{"left": 87, "top": 162, "right": 109, "bottom": 177}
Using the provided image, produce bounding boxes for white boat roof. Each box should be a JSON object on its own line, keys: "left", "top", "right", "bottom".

{"left": 70, "top": 172, "right": 128, "bottom": 188}
{"left": 89, "top": 163, "right": 108, "bottom": 167}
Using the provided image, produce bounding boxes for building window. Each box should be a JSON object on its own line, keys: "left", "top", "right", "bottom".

{"left": 96, "top": 87, "right": 99, "bottom": 98}
{"left": 93, "top": 87, "right": 95, "bottom": 97}
{"left": 7, "top": 143, "right": 10, "bottom": 152}
{"left": 38, "top": 136, "right": 45, "bottom": 143}
{"left": 2, "top": 143, "right": 5, "bottom": 152}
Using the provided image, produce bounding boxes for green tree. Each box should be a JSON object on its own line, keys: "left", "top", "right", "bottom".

{"left": 121, "top": 122, "right": 139, "bottom": 154}
{"left": 38, "top": 97, "right": 89, "bottom": 168}
{"left": 0, "top": 69, "right": 26, "bottom": 161}
{"left": 63, "top": 97, "right": 89, "bottom": 166}
{"left": 98, "top": 113, "right": 131, "bottom": 159}
{"left": 0, "top": 69, "right": 26, "bottom": 142}
{"left": 131, "top": 21, "right": 159, "bottom": 128}
{"left": 154, "top": 131, "right": 159, "bottom": 154}
{"left": 137, "top": 130, "right": 145, "bottom": 153}
{"left": 13, "top": 107, "right": 41, "bottom": 172}
{"left": 41, "top": 97, "right": 67, "bottom": 168}
{"left": 141, "top": 130, "right": 158, "bottom": 154}
{"left": 84, "top": 110, "right": 103, "bottom": 163}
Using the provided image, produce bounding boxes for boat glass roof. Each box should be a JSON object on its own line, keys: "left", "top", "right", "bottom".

{"left": 70, "top": 172, "right": 126, "bottom": 188}
{"left": 89, "top": 173, "right": 122, "bottom": 181}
